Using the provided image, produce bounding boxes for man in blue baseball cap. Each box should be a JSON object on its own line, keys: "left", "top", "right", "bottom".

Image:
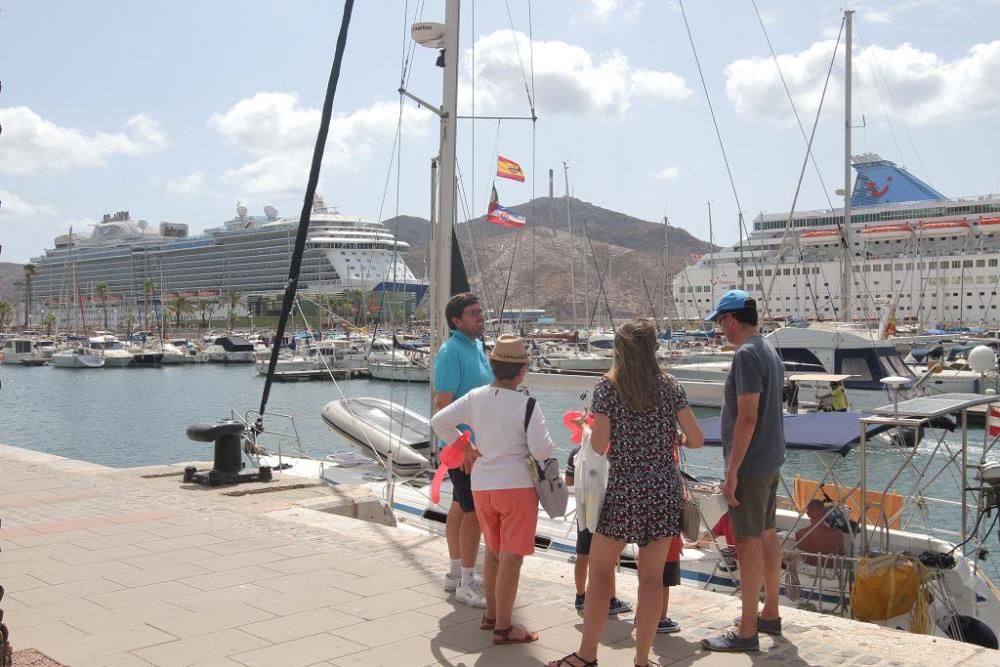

{"left": 701, "top": 290, "right": 786, "bottom": 653}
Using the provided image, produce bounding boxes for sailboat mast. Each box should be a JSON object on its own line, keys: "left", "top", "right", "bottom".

{"left": 664, "top": 216, "right": 673, "bottom": 335}
{"left": 840, "top": 9, "right": 854, "bottom": 322}
{"left": 429, "top": 0, "right": 461, "bottom": 401}
{"left": 563, "top": 161, "right": 578, "bottom": 329}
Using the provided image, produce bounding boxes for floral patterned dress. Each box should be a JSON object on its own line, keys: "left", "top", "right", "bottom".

{"left": 591, "top": 373, "right": 687, "bottom": 546}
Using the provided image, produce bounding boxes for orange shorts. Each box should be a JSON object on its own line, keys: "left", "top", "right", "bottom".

{"left": 472, "top": 487, "right": 539, "bottom": 556}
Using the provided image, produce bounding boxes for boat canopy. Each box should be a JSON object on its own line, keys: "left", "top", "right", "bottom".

{"left": 698, "top": 413, "right": 894, "bottom": 456}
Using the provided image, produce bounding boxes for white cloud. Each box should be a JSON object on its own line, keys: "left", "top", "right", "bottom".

{"left": 209, "top": 92, "right": 431, "bottom": 193}
{"left": 652, "top": 166, "right": 680, "bottom": 180}
{"left": 861, "top": 9, "right": 893, "bottom": 24}
{"left": 165, "top": 171, "right": 206, "bottom": 195}
{"left": 724, "top": 39, "right": 1000, "bottom": 125}
{"left": 465, "top": 30, "right": 690, "bottom": 116}
{"left": 0, "top": 108, "right": 167, "bottom": 174}
{"left": 0, "top": 190, "right": 56, "bottom": 218}
{"left": 587, "top": 0, "right": 644, "bottom": 21}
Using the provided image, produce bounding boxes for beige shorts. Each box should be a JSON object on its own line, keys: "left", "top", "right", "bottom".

{"left": 731, "top": 471, "right": 780, "bottom": 538}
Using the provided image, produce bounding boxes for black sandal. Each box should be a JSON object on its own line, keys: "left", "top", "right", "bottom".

{"left": 548, "top": 653, "right": 598, "bottom": 667}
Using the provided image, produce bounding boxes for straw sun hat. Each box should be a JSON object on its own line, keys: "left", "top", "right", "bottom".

{"left": 489, "top": 334, "right": 529, "bottom": 363}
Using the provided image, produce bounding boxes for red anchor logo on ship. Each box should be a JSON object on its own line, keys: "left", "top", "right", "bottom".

{"left": 866, "top": 175, "right": 892, "bottom": 198}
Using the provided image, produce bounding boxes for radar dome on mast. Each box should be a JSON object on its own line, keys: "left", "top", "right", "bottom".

{"left": 236, "top": 203, "right": 248, "bottom": 220}
{"left": 137, "top": 219, "right": 148, "bottom": 233}
{"left": 264, "top": 205, "right": 278, "bottom": 220}
{"left": 411, "top": 22, "right": 446, "bottom": 48}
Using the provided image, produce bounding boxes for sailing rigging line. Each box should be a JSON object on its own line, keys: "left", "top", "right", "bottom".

{"left": 677, "top": 0, "right": 747, "bottom": 285}
{"left": 583, "top": 223, "right": 615, "bottom": 331}
{"left": 749, "top": 0, "right": 836, "bottom": 211}
{"left": 855, "top": 20, "right": 931, "bottom": 185}
{"left": 762, "top": 18, "right": 842, "bottom": 309}
{"left": 258, "top": 0, "right": 355, "bottom": 420}
{"left": 527, "top": 0, "right": 537, "bottom": 311}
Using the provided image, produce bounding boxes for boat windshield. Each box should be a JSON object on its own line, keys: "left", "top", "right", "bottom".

{"left": 879, "top": 350, "right": 916, "bottom": 380}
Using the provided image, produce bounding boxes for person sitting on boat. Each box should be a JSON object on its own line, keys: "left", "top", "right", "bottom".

{"left": 431, "top": 334, "right": 554, "bottom": 645}
{"left": 794, "top": 500, "right": 846, "bottom": 563}
{"left": 831, "top": 381, "right": 848, "bottom": 412}
{"left": 435, "top": 292, "right": 494, "bottom": 609}
{"left": 565, "top": 447, "right": 633, "bottom": 616}
{"left": 550, "top": 319, "right": 704, "bottom": 667}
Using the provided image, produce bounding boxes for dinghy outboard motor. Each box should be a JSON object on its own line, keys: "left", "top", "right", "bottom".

{"left": 183, "top": 420, "right": 272, "bottom": 487}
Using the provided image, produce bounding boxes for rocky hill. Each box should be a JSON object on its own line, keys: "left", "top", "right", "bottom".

{"left": 387, "top": 196, "right": 715, "bottom": 321}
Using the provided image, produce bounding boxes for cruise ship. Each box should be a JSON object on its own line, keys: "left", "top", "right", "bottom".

{"left": 27, "top": 195, "right": 426, "bottom": 325}
{"left": 673, "top": 154, "right": 1000, "bottom": 328}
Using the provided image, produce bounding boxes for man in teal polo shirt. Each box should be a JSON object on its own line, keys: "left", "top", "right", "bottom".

{"left": 435, "top": 292, "right": 494, "bottom": 608}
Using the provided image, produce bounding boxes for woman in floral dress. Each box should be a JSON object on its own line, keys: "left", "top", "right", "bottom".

{"left": 550, "top": 319, "right": 703, "bottom": 667}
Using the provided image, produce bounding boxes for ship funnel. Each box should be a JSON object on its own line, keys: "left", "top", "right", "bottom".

{"left": 236, "top": 204, "right": 248, "bottom": 219}
{"left": 264, "top": 205, "right": 278, "bottom": 220}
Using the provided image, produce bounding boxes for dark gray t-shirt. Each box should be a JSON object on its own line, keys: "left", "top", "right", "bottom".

{"left": 721, "top": 334, "right": 786, "bottom": 476}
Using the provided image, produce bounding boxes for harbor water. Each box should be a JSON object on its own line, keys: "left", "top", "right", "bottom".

{"left": 3, "top": 362, "right": 998, "bottom": 584}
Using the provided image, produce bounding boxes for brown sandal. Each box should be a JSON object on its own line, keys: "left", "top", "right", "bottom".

{"left": 480, "top": 613, "right": 496, "bottom": 630}
{"left": 493, "top": 624, "right": 539, "bottom": 645}
{"left": 547, "top": 653, "right": 598, "bottom": 666}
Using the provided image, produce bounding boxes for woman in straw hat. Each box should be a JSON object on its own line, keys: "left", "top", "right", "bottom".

{"left": 550, "top": 319, "right": 703, "bottom": 667}
{"left": 431, "top": 334, "right": 555, "bottom": 645}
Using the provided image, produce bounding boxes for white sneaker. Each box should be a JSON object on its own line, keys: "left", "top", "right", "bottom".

{"left": 455, "top": 580, "right": 487, "bottom": 608}
{"left": 444, "top": 572, "right": 460, "bottom": 592}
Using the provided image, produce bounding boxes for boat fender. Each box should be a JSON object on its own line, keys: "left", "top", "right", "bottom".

{"left": 944, "top": 614, "right": 998, "bottom": 649}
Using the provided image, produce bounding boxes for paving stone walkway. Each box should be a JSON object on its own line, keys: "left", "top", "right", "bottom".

{"left": 0, "top": 443, "right": 996, "bottom": 666}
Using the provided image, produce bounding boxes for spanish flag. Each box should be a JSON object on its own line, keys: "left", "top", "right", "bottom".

{"left": 496, "top": 156, "right": 525, "bottom": 182}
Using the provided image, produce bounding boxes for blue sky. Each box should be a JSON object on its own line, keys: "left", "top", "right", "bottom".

{"left": 2, "top": 0, "right": 999, "bottom": 262}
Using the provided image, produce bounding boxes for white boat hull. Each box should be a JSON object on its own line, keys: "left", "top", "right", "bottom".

{"left": 52, "top": 351, "right": 105, "bottom": 368}
{"left": 367, "top": 360, "right": 430, "bottom": 382}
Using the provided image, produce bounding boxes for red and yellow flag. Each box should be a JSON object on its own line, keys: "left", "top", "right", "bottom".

{"left": 496, "top": 156, "right": 525, "bottom": 182}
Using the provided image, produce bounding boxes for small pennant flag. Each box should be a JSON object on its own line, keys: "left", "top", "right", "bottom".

{"left": 487, "top": 185, "right": 526, "bottom": 228}
{"left": 496, "top": 155, "right": 525, "bottom": 182}
{"left": 989, "top": 404, "right": 1000, "bottom": 438}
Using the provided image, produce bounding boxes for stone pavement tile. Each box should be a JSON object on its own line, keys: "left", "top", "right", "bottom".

{"left": 89, "top": 520, "right": 178, "bottom": 537}
{"left": 446, "top": 642, "right": 567, "bottom": 666}
{"left": 132, "top": 628, "right": 270, "bottom": 666}
{"left": 337, "top": 589, "right": 442, "bottom": 621}
{"left": 230, "top": 632, "right": 367, "bottom": 667}
{"left": 254, "top": 568, "right": 355, "bottom": 594}
{"left": 200, "top": 538, "right": 290, "bottom": 557}
{"left": 0, "top": 574, "right": 49, "bottom": 593}
{"left": 179, "top": 565, "right": 283, "bottom": 591}
{"left": 329, "top": 634, "right": 465, "bottom": 667}
{"left": 414, "top": 600, "right": 484, "bottom": 628}
{"left": 42, "top": 624, "right": 178, "bottom": 665}
{"left": 261, "top": 552, "right": 359, "bottom": 575}
{"left": 54, "top": 544, "right": 153, "bottom": 565}
{"left": 73, "top": 531, "right": 163, "bottom": 551}
{"left": 265, "top": 543, "right": 331, "bottom": 559}
{"left": 8, "top": 620, "right": 89, "bottom": 652}
{"left": 505, "top": 601, "right": 586, "bottom": 631}
{"left": 331, "top": 610, "right": 441, "bottom": 648}
{"left": 191, "top": 548, "right": 287, "bottom": 573}
{"left": 0, "top": 557, "right": 64, "bottom": 577}
{"left": 1, "top": 543, "right": 86, "bottom": 564}
{"left": 106, "top": 562, "right": 212, "bottom": 588}
{"left": 334, "top": 570, "right": 437, "bottom": 597}
{"left": 535, "top": 616, "right": 635, "bottom": 654}
{"left": 8, "top": 528, "right": 103, "bottom": 548}
{"left": 108, "top": 511, "right": 181, "bottom": 525}
{"left": 244, "top": 586, "right": 362, "bottom": 616}
{"left": 122, "top": 547, "right": 221, "bottom": 570}
{"left": 668, "top": 652, "right": 756, "bottom": 666}
{"left": 423, "top": 617, "right": 496, "bottom": 655}
{"left": 15, "top": 576, "right": 124, "bottom": 606}
{"left": 145, "top": 522, "right": 232, "bottom": 539}
{"left": 140, "top": 533, "right": 226, "bottom": 553}
{"left": 75, "top": 652, "right": 156, "bottom": 666}
{"left": 141, "top": 602, "right": 276, "bottom": 639}
{"left": 88, "top": 581, "right": 201, "bottom": 609}
{"left": 4, "top": 597, "right": 112, "bottom": 630}
{"left": 239, "top": 606, "right": 362, "bottom": 643}
{"left": 31, "top": 517, "right": 116, "bottom": 534}
{"left": 31, "top": 559, "right": 142, "bottom": 585}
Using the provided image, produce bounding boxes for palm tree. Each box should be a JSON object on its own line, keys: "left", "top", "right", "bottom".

{"left": 225, "top": 289, "right": 243, "bottom": 331}
{"left": 166, "top": 296, "right": 196, "bottom": 332}
{"left": 142, "top": 278, "right": 156, "bottom": 332}
{"left": 0, "top": 301, "right": 13, "bottom": 332}
{"left": 197, "top": 299, "right": 212, "bottom": 331}
{"left": 95, "top": 281, "right": 110, "bottom": 330}
{"left": 42, "top": 312, "right": 57, "bottom": 337}
{"left": 23, "top": 263, "right": 37, "bottom": 328}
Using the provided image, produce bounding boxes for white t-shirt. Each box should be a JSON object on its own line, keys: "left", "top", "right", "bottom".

{"left": 430, "top": 385, "right": 556, "bottom": 491}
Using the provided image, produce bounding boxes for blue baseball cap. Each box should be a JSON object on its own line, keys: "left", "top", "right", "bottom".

{"left": 705, "top": 289, "right": 756, "bottom": 322}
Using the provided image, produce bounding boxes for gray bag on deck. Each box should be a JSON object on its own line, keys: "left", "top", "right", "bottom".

{"left": 523, "top": 397, "right": 569, "bottom": 519}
